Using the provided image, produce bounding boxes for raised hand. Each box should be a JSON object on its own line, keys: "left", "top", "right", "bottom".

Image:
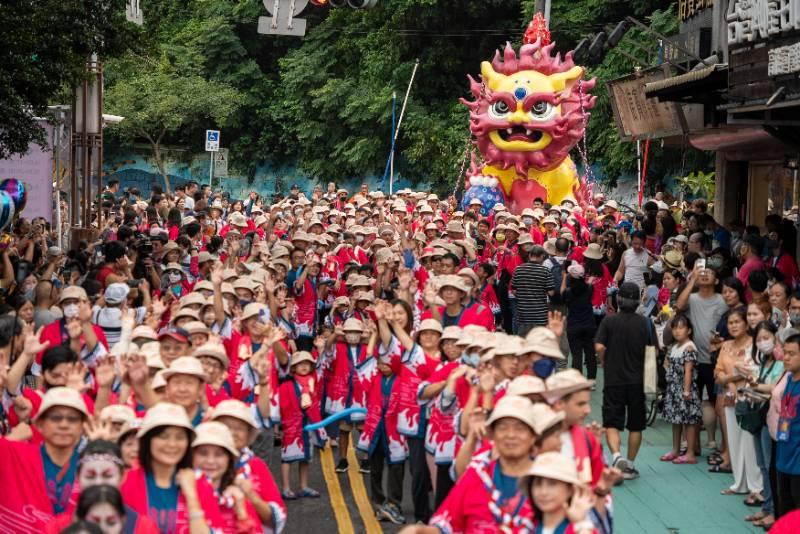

{"left": 313, "top": 336, "right": 326, "bottom": 353}
{"left": 176, "top": 468, "right": 199, "bottom": 498}
{"left": 78, "top": 300, "right": 93, "bottom": 323}
{"left": 65, "top": 362, "right": 89, "bottom": 393}
{"left": 547, "top": 310, "right": 565, "bottom": 339}
{"left": 565, "top": 486, "right": 597, "bottom": 524}
{"left": 423, "top": 284, "right": 438, "bottom": 307}
{"left": 66, "top": 318, "right": 83, "bottom": 340}
{"left": 94, "top": 357, "right": 117, "bottom": 389}
{"left": 211, "top": 263, "right": 224, "bottom": 286}
{"left": 83, "top": 416, "right": 113, "bottom": 441}
{"left": 397, "top": 268, "right": 413, "bottom": 291}
{"left": 126, "top": 353, "right": 150, "bottom": 386}
{"left": 21, "top": 324, "right": 49, "bottom": 358}
{"left": 151, "top": 297, "right": 167, "bottom": 318}
{"left": 12, "top": 396, "right": 33, "bottom": 422}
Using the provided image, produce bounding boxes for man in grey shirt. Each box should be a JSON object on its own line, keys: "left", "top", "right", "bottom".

{"left": 676, "top": 263, "right": 728, "bottom": 450}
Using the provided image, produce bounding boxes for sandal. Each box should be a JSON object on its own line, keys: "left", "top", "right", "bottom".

{"left": 744, "top": 494, "right": 764, "bottom": 507}
{"left": 660, "top": 452, "right": 679, "bottom": 462}
{"left": 720, "top": 488, "right": 739, "bottom": 495}
{"left": 745, "top": 512, "right": 767, "bottom": 522}
{"left": 281, "top": 490, "right": 298, "bottom": 501}
{"left": 709, "top": 464, "right": 732, "bottom": 473}
{"left": 752, "top": 514, "right": 773, "bottom": 526}
{"left": 297, "top": 487, "right": 321, "bottom": 498}
{"left": 672, "top": 455, "right": 698, "bottom": 465}
{"left": 707, "top": 454, "right": 723, "bottom": 465}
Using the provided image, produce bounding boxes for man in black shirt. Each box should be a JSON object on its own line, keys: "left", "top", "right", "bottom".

{"left": 595, "top": 282, "right": 651, "bottom": 481}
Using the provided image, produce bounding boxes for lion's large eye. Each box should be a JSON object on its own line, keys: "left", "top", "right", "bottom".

{"left": 489, "top": 100, "right": 511, "bottom": 119}
{"left": 529, "top": 101, "right": 555, "bottom": 121}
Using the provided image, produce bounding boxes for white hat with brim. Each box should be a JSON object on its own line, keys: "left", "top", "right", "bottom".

{"left": 520, "top": 452, "right": 585, "bottom": 494}
{"left": 137, "top": 402, "right": 195, "bottom": 438}
{"left": 436, "top": 275, "right": 469, "bottom": 294}
{"left": 34, "top": 387, "right": 89, "bottom": 422}
{"left": 342, "top": 317, "right": 365, "bottom": 332}
{"left": 211, "top": 399, "right": 258, "bottom": 430}
{"left": 290, "top": 351, "right": 315, "bottom": 367}
{"left": 241, "top": 303, "right": 267, "bottom": 321}
{"left": 583, "top": 243, "right": 603, "bottom": 260}
{"left": 441, "top": 326, "right": 461, "bottom": 341}
{"left": 529, "top": 404, "right": 566, "bottom": 435}
{"left": 161, "top": 356, "right": 208, "bottom": 382}
{"left": 152, "top": 369, "right": 168, "bottom": 390}
{"left": 507, "top": 375, "right": 547, "bottom": 397}
{"left": 486, "top": 395, "right": 537, "bottom": 433}
{"left": 520, "top": 327, "right": 565, "bottom": 359}
{"left": 59, "top": 285, "right": 88, "bottom": 304}
{"left": 417, "top": 318, "right": 444, "bottom": 335}
{"left": 543, "top": 369, "right": 596, "bottom": 402}
{"left": 193, "top": 343, "right": 230, "bottom": 371}
{"left": 192, "top": 421, "right": 239, "bottom": 456}
{"left": 100, "top": 404, "right": 136, "bottom": 425}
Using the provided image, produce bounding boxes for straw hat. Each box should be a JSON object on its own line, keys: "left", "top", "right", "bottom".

{"left": 436, "top": 275, "right": 469, "bottom": 294}
{"left": 543, "top": 369, "right": 596, "bottom": 401}
{"left": 194, "top": 280, "right": 214, "bottom": 293}
{"left": 34, "top": 387, "right": 89, "bottom": 422}
{"left": 183, "top": 321, "right": 210, "bottom": 336}
{"left": 530, "top": 404, "right": 566, "bottom": 435}
{"left": 193, "top": 343, "right": 229, "bottom": 371}
{"left": 59, "top": 285, "right": 88, "bottom": 304}
{"left": 137, "top": 402, "right": 194, "bottom": 438}
{"left": 161, "top": 356, "right": 208, "bottom": 382}
{"left": 173, "top": 308, "right": 199, "bottom": 322}
{"left": 663, "top": 249, "right": 685, "bottom": 271}
{"left": 211, "top": 399, "right": 258, "bottom": 430}
{"left": 521, "top": 451, "right": 584, "bottom": 490}
{"left": 507, "top": 375, "right": 547, "bottom": 397}
{"left": 417, "top": 318, "right": 444, "bottom": 335}
{"left": 583, "top": 243, "right": 603, "bottom": 260}
{"left": 151, "top": 369, "right": 168, "bottom": 390}
{"left": 342, "top": 317, "right": 365, "bottom": 332}
{"left": 290, "top": 351, "right": 315, "bottom": 367}
{"left": 441, "top": 326, "right": 461, "bottom": 341}
{"left": 522, "top": 327, "right": 565, "bottom": 360}
{"left": 486, "top": 395, "right": 536, "bottom": 433}
{"left": 192, "top": 422, "right": 239, "bottom": 456}
{"left": 180, "top": 292, "right": 206, "bottom": 308}
{"left": 241, "top": 303, "right": 267, "bottom": 321}
{"left": 131, "top": 325, "right": 158, "bottom": 343}
{"left": 100, "top": 404, "right": 136, "bottom": 425}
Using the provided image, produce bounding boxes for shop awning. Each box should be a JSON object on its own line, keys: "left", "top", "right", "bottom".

{"left": 644, "top": 64, "right": 728, "bottom": 103}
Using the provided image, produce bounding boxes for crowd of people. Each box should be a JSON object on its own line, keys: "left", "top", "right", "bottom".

{"left": 0, "top": 179, "right": 799, "bottom": 533}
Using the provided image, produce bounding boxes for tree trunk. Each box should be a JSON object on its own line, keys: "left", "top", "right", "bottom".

{"left": 151, "top": 141, "right": 171, "bottom": 196}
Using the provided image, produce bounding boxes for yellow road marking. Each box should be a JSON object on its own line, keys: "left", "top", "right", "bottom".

{"left": 320, "top": 446, "right": 355, "bottom": 534}
{"left": 347, "top": 443, "right": 383, "bottom": 534}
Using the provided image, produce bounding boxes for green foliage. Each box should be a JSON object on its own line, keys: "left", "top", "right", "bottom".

{"left": 676, "top": 170, "right": 716, "bottom": 199}
{"left": 0, "top": 0, "right": 135, "bottom": 159}
{"left": 105, "top": 53, "right": 243, "bottom": 191}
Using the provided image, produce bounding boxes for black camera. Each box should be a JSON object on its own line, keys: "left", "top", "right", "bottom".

{"left": 136, "top": 238, "right": 154, "bottom": 257}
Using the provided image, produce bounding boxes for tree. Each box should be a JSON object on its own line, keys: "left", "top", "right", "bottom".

{"left": 104, "top": 54, "right": 243, "bottom": 193}
{"left": 0, "top": 0, "right": 134, "bottom": 159}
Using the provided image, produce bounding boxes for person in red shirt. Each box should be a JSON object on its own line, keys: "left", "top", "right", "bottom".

{"left": 0, "top": 387, "right": 88, "bottom": 532}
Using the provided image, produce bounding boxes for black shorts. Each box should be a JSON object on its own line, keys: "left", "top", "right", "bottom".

{"left": 602, "top": 384, "right": 646, "bottom": 432}
{"left": 695, "top": 362, "right": 717, "bottom": 403}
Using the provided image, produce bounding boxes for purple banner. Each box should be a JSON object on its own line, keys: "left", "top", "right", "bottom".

{"left": 0, "top": 121, "right": 54, "bottom": 222}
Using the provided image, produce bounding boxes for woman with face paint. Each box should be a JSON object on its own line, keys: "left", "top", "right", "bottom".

{"left": 44, "top": 440, "right": 159, "bottom": 534}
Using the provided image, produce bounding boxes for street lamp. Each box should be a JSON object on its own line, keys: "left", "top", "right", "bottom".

{"left": 71, "top": 54, "right": 104, "bottom": 236}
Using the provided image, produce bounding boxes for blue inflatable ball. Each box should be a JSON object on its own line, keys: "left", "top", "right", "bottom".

{"left": 0, "top": 191, "right": 17, "bottom": 231}
{"left": 0, "top": 179, "right": 26, "bottom": 214}
{"left": 462, "top": 184, "right": 504, "bottom": 216}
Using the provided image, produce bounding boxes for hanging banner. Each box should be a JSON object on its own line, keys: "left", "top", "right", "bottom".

{"left": 607, "top": 68, "right": 687, "bottom": 141}
{"left": 0, "top": 121, "right": 54, "bottom": 222}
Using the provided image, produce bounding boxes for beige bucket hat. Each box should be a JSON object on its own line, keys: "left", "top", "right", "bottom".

{"left": 521, "top": 327, "right": 565, "bottom": 360}
{"left": 34, "top": 387, "right": 89, "bottom": 422}
{"left": 543, "top": 369, "right": 596, "bottom": 402}
{"left": 417, "top": 318, "right": 444, "bottom": 335}
{"left": 290, "top": 351, "right": 315, "bottom": 367}
{"left": 161, "top": 356, "right": 208, "bottom": 382}
{"left": 193, "top": 343, "right": 230, "bottom": 371}
{"left": 530, "top": 403, "right": 566, "bottom": 435}
{"left": 342, "top": 317, "right": 365, "bottom": 332}
{"left": 521, "top": 451, "right": 584, "bottom": 491}
{"left": 211, "top": 399, "right": 258, "bottom": 430}
{"left": 486, "top": 395, "right": 537, "bottom": 433}
{"left": 137, "top": 402, "right": 194, "bottom": 438}
{"left": 192, "top": 421, "right": 239, "bottom": 456}
{"left": 507, "top": 375, "right": 547, "bottom": 397}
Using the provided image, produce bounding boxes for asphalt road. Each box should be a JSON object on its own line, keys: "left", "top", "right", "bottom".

{"left": 252, "top": 430, "right": 419, "bottom": 534}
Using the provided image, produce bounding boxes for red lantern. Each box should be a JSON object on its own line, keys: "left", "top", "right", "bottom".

{"left": 523, "top": 12, "right": 551, "bottom": 46}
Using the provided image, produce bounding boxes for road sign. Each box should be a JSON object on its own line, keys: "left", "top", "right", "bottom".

{"left": 258, "top": 0, "right": 310, "bottom": 37}
{"left": 205, "top": 130, "right": 220, "bottom": 152}
{"left": 214, "top": 150, "right": 229, "bottom": 177}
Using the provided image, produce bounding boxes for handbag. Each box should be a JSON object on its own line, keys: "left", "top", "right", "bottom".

{"left": 643, "top": 317, "right": 658, "bottom": 396}
{"left": 734, "top": 357, "right": 776, "bottom": 435}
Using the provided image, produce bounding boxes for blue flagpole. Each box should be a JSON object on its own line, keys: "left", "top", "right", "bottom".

{"left": 382, "top": 92, "right": 397, "bottom": 186}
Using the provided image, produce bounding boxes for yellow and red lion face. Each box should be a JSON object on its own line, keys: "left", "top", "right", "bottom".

{"left": 462, "top": 41, "right": 596, "bottom": 178}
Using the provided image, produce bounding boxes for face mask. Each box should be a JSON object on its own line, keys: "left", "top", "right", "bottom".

{"left": 533, "top": 358, "right": 556, "bottom": 379}
{"left": 704, "top": 229, "right": 713, "bottom": 236}
{"left": 560, "top": 213, "right": 568, "bottom": 222}
{"left": 707, "top": 257, "right": 723, "bottom": 270}
{"left": 356, "top": 235, "right": 364, "bottom": 244}
{"left": 239, "top": 298, "right": 251, "bottom": 309}
{"left": 345, "top": 333, "right": 361, "bottom": 345}
{"left": 424, "top": 215, "right": 432, "bottom": 222}
{"left": 756, "top": 339, "right": 775, "bottom": 355}
{"left": 496, "top": 233, "right": 506, "bottom": 243}
{"left": 63, "top": 303, "right": 79, "bottom": 319}
{"left": 523, "top": 217, "right": 534, "bottom": 226}
{"left": 168, "top": 272, "right": 182, "bottom": 284}
{"left": 790, "top": 312, "right": 800, "bottom": 327}
{"left": 462, "top": 351, "right": 480, "bottom": 368}
{"left": 23, "top": 286, "right": 35, "bottom": 301}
